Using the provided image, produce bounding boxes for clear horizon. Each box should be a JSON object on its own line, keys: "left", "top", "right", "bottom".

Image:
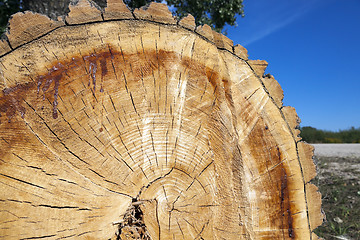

{"left": 227, "top": 0, "right": 360, "bottom": 131}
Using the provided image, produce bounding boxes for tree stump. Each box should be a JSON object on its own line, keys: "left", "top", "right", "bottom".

{"left": 0, "top": 1, "right": 323, "bottom": 239}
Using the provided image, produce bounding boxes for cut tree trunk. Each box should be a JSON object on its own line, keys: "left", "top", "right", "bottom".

{"left": 0, "top": 1, "right": 323, "bottom": 239}
{"left": 22, "top": 0, "right": 107, "bottom": 20}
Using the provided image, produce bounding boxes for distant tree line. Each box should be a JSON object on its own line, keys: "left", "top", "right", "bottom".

{"left": 300, "top": 126, "right": 360, "bottom": 143}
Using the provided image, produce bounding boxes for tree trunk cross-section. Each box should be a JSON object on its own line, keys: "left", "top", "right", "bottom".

{"left": 0, "top": 1, "right": 323, "bottom": 239}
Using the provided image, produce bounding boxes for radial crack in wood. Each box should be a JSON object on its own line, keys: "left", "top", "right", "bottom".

{"left": 282, "top": 106, "right": 302, "bottom": 142}
{"left": 0, "top": 38, "right": 11, "bottom": 56}
{"left": 234, "top": 44, "right": 248, "bottom": 60}
{"left": 262, "top": 73, "right": 284, "bottom": 107}
{"left": 212, "top": 30, "right": 233, "bottom": 52}
{"left": 6, "top": 11, "right": 64, "bottom": 49}
{"left": 0, "top": 2, "right": 322, "bottom": 239}
{"left": 195, "top": 24, "right": 214, "bottom": 42}
{"left": 247, "top": 59, "right": 268, "bottom": 77}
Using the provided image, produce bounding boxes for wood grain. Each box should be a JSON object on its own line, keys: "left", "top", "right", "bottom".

{"left": 0, "top": 38, "right": 11, "bottom": 56}
{"left": 178, "top": 14, "right": 196, "bottom": 31}
{"left": 133, "top": 2, "right": 176, "bottom": 24}
{"left": 0, "top": 1, "right": 323, "bottom": 239}
{"left": 103, "top": 0, "right": 133, "bottom": 20}
{"left": 65, "top": 0, "right": 103, "bottom": 25}
{"left": 6, "top": 11, "right": 64, "bottom": 49}
{"left": 234, "top": 43, "right": 249, "bottom": 60}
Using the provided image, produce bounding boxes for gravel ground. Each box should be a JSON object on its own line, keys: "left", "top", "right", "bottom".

{"left": 312, "top": 144, "right": 360, "bottom": 181}
{"left": 311, "top": 144, "right": 360, "bottom": 239}
{"left": 312, "top": 143, "right": 360, "bottom": 158}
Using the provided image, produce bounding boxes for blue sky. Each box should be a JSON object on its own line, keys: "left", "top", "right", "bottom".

{"left": 226, "top": 0, "right": 360, "bottom": 131}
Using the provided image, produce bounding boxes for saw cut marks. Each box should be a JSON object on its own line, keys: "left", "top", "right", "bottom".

{"left": 0, "top": 1, "right": 323, "bottom": 239}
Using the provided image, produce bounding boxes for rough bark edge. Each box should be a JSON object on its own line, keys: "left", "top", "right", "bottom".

{"left": 297, "top": 142, "right": 317, "bottom": 184}
{"left": 5, "top": 11, "right": 64, "bottom": 49}
{"left": 133, "top": 2, "right": 176, "bottom": 24}
{"left": 0, "top": 38, "right": 11, "bottom": 56}
{"left": 282, "top": 106, "right": 301, "bottom": 142}
{"left": 298, "top": 142, "right": 324, "bottom": 234}
{"left": 0, "top": 0, "right": 247, "bottom": 59}
{"left": 306, "top": 184, "right": 325, "bottom": 232}
{"left": 0, "top": 1, "right": 323, "bottom": 237}
{"left": 262, "top": 74, "right": 284, "bottom": 107}
{"left": 246, "top": 55, "right": 323, "bottom": 238}
{"left": 103, "top": 0, "right": 133, "bottom": 20}
{"left": 247, "top": 59, "right": 268, "bottom": 76}
{"left": 178, "top": 14, "right": 196, "bottom": 31}
{"left": 195, "top": 24, "right": 214, "bottom": 42}
{"left": 234, "top": 44, "right": 248, "bottom": 60}
{"left": 247, "top": 60, "right": 283, "bottom": 107}
{"left": 65, "top": 0, "right": 103, "bottom": 25}
{"left": 212, "top": 30, "right": 233, "bottom": 51}
{"left": 280, "top": 105, "right": 324, "bottom": 236}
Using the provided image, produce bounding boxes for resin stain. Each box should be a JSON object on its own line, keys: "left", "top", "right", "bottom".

{"left": 280, "top": 167, "right": 295, "bottom": 239}
{"left": 0, "top": 82, "right": 34, "bottom": 123}
{"left": 1, "top": 46, "right": 224, "bottom": 122}
{"left": 36, "top": 49, "right": 115, "bottom": 119}
{"left": 37, "top": 62, "right": 64, "bottom": 119}
{"left": 245, "top": 119, "right": 296, "bottom": 238}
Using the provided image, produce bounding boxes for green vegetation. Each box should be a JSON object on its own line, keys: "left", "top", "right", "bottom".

{"left": 0, "top": 0, "right": 21, "bottom": 33}
{"left": 125, "top": 0, "right": 244, "bottom": 32}
{"left": 0, "top": 0, "right": 244, "bottom": 35}
{"left": 314, "top": 156, "right": 360, "bottom": 239}
{"left": 300, "top": 126, "right": 360, "bottom": 143}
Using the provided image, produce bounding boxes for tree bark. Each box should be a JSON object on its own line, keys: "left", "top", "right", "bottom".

{"left": 0, "top": 1, "right": 323, "bottom": 239}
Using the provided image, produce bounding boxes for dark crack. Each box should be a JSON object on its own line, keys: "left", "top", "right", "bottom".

{"left": 115, "top": 198, "right": 151, "bottom": 240}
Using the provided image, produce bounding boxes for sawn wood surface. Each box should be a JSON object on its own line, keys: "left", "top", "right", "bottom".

{"left": 0, "top": 0, "right": 323, "bottom": 239}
